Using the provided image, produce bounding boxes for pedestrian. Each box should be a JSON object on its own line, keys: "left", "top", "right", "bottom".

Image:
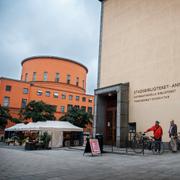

{"left": 144, "top": 121, "right": 163, "bottom": 152}
{"left": 169, "top": 120, "right": 177, "bottom": 152}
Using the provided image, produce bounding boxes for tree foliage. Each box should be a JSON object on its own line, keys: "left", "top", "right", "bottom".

{"left": 0, "top": 105, "right": 11, "bottom": 129}
{"left": 11, "top": 118, "right": 21, "bottom": 124}
{"left": 20, "top": 100, "right": 56, "bottom": 122}
{"left": 59, "top": 107, "right": 92, "bottom": 128}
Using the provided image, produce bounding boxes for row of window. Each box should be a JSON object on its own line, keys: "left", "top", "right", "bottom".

{"left": 66, "top": 104, "right": 93, "bottom": 114}
{"left": 3, "top": 97, "right": 27, "bottom": 109}
{"left": 5, "top": 85, "right": 93, "bottom": 103}
{"left": 2, "top": 97, "right": 93, "bottom": 114}
{"left": 5, "top": 85, "right": 29, "bottom": 94}
{"left": 37, "top": 90, "right": 92, "bottom": 102}
{"left": 23, "top": 72, "right": 85, "bottom": 88}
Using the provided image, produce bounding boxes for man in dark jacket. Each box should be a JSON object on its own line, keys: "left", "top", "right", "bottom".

{"left": 169, "top": 120, "right": 177, "bottom": 152}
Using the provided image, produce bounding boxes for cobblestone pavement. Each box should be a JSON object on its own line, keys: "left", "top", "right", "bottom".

{"left": 0, "top": 143, "right": 180, "bottom": 180}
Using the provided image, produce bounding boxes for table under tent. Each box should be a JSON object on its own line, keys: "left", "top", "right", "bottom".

{"left": 5, "top": 121, "right": 83, "bottom": 148}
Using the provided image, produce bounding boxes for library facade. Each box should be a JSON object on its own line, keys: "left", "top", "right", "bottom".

{"left": 94, "top": 0, "right": 180, "bottom": 145}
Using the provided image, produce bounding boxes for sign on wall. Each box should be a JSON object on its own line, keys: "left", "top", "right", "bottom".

{"left": 133, "top": 83, "right": 180, "bottom": 103}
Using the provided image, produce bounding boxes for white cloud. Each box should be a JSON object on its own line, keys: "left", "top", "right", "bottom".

{"left": 86, "top": 58, "right": 98, "bottom": 94}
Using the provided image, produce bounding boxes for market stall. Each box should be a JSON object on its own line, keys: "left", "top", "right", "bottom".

{"left": 5, "top": 121, "right": 83, "bottom": 148}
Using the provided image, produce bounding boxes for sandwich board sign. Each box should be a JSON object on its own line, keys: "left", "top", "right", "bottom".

{"left": 84, "top": 138, "right": 101, "bottom": 156}
{"left": 89, "top": 139, "right": 101, "bottom": 155}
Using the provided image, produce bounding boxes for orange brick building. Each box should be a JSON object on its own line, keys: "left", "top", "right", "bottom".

{"left": 0, "top": 56, "right": 94, "bottom": 129}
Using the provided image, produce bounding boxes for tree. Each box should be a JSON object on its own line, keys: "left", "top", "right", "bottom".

{"left": 59, "top": 107, "right": 92, "bottom": 128}
{"left": 0, "top": 105, "right": 11, "bottom": 129}
{"left": 20, "top": 100, "right": 56, "bottom": 122}
{"left": 11, "top": 118, "right": 21, "bottom": 124}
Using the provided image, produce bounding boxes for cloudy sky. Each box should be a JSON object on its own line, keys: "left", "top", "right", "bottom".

{"left": 0, "top": 0, "right": 101, "bottom": 94}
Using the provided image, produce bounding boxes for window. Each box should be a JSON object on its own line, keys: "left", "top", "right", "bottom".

{"left": 67, "top": 104, "right": 73, "bottom": 111}
{"left": 82, "top": 97, "right": 86, "bottom": 102}
{"left": 45, "top": 91, "right": 51, "bottom": 97}
{"left": 69, "top": 95, "right": 73, "bottom": 100}
{"left": 62, "top": 93, "right": 66, "bottom": 99}
{"left": 74, "top": 105, "right": 80, "bottom": 110}
{"left": 82, "top": 80, "right": 85, "bottom": 88}
{"left": 5, "top": 85, "right": 11, "bottom": 92}
{"left": 128, "top": 122, "right": 136, "bottom": 133}
{"left": 81, "top": 106, "right": 86, "bottom": 112}
{"left": 3, "top": 96, "right": 10, "bottom": 107}
{"left": 88, "top": 107, "right": 92, "bottom": 114}
{"left": 43, "top": 72, "right": 48, "bottom": 81}
{"left": 52, "top": 105, "right": 57, "bottom": 111}
{"left": 25, "top": 73, "right": 28, "bottom": 82}
{"left": 55, "top": 73, "right": 60, "bottom": 82}
{"left": 60, "top": 106, "right": 65, "bottom": 113}
{"left": 76, "top": 96, "right": 80, "bottom": 101}
{"left": 23, "top": 88, "right": 29, "bottom": 94}
{"left": 21, "top": 99, "right": 27, "bottom": 108}
{"left": 33, "top": 72, "right": 36, "bottom": 81}
{"left": 67, "top": 74, "right": 71, "bottom": 84}
{"left": 76, "top": 77, "right": 79, "bottom": 86}
{"left": 53, "top": 92, "right": 59, "bottom": 98}
{"left": 88, "top": 99, "right": 93, "bottom": 103}
{"left": 37, "top": 89, "right": 42, "bottom": 96}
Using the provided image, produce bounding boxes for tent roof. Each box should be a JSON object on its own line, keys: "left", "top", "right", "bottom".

{"left": 5, "top": 123, "right": 26, "bottom": 131}
{"left": 5, "top": 121, "right": 83, "bottom": 132}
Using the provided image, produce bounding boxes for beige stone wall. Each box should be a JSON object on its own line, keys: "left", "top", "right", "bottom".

{"left": 100, "top": 0, "right": 180, "bottom": 141}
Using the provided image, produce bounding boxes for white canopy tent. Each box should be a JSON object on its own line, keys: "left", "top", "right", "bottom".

{"left": 5, "top": 121, "right": 83, "bottom": 147}
{"left": 5, "top": 123, "right": 27, "bottom": 131}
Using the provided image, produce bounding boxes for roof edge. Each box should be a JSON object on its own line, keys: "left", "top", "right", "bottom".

{"left": 21, "top": 56, "right": 88, "bottom": 73}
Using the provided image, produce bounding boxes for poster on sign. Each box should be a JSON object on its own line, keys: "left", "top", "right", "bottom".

{"left": 89, "top": 139, "right": 101, "bottom": 155}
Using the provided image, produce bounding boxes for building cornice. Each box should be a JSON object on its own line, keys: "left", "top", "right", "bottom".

{"left": 21, "top": 56, "right": 88, "bottom": 73}
{"left": 0, "top": 77, "right": 94, "bottom": 97}
{"left": 31, "top": 81, "right": 86, "bottom": 92}
{"left": 0, "top": 77, "right": 29, "bottom": 84}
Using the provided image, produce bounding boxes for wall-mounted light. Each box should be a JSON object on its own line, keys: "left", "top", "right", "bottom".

{"left": 107, "top": 122, "right": 110, "bottom": 127}
{"left": 108, "top": 93, "right": 112, "bottom": 96}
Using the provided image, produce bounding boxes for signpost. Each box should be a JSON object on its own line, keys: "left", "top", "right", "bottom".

{"left": 84, "top": 138, "right": 101, "bottom": 156}
{"left": 89, "top": 139, "right": 101, "bottom": 155}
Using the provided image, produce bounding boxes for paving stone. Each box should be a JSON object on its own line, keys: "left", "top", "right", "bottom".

{"left": 0, "top": 142, "right": 180, "bottom": 180}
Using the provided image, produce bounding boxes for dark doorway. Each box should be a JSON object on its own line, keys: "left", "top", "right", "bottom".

{"left": 95, "top": 83, "right": 129, "bottom": 147}
{"left": 105, "top": 94, "right": 117, "bottom": 145}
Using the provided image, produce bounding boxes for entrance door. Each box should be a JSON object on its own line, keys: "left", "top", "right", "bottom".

{"left": 105, "top": 107, "right": 116, "bottom": 145}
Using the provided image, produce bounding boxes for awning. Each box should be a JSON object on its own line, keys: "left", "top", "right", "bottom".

{"left": 5, "top": 121, "right": 83, "bottom": 132}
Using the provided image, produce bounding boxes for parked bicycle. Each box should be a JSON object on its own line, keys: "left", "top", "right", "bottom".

{"left": 131, "top": 133, "right": 164, "bottom": 155}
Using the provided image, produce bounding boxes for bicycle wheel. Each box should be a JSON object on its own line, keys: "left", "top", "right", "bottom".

{"left": 132, "top": 139, "right": 144, "bottom": 154}
{"left": 152, "top": 141, "right": 164, "bottom": 155}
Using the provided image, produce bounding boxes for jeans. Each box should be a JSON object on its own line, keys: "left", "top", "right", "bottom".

{"left": 154, "top": 138, "right": 161, "bottom": 152}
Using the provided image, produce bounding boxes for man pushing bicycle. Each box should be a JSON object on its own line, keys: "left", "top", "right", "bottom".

{"left": 144, "top": 121, "right": 163, "bottom": 153}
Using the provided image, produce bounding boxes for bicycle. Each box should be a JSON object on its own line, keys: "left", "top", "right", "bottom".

{"left": 132, "top": 133, "right": 164, "bottom": 155}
